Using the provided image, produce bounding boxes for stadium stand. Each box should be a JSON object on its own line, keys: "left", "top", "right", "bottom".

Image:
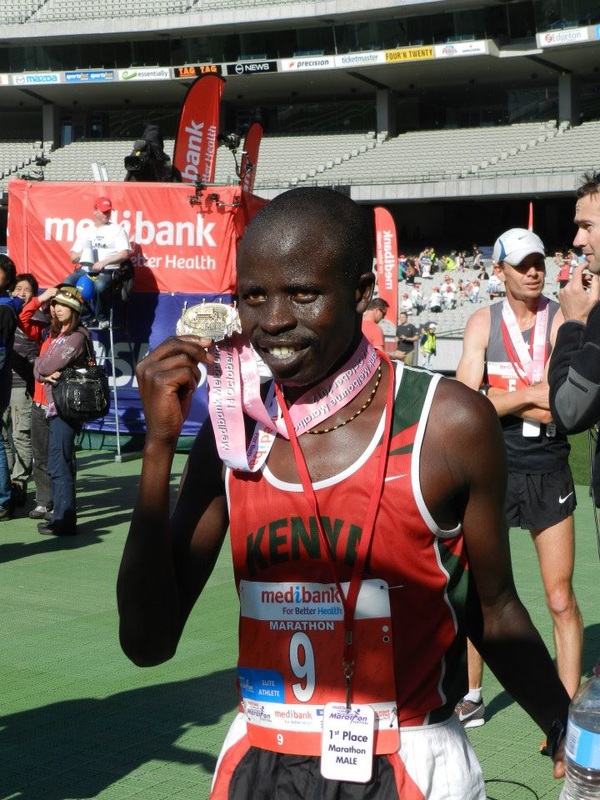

{"left": 1, "top": 0, "right": 599, "bottom": 250}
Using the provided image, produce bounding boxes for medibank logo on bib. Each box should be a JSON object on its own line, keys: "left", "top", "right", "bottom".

{"left": 261, "top": 585, "right": 342, "bottom": 605}
{"left": 240, "top": 580, "right": 344, "bottom": 622}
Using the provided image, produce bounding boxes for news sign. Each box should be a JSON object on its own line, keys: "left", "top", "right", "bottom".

{"left": 226, "top": 60, "right": 278, "bottom": 76}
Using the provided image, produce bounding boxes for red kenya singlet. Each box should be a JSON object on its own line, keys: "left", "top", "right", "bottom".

{"left": 226, "top": 364, "right": 469, "bottom": 758}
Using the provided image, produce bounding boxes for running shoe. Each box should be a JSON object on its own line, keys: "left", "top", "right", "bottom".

{"left": 455, "top": 698, "right": 486, "bottom": 728}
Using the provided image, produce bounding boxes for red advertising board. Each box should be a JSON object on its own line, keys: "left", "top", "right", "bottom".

{"left": 7, "top": 179, "right": 262, "bottom": 293}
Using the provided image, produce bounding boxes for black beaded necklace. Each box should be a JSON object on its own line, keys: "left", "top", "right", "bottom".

{"left": 307, "top": 364, "right": 383, "bottom": 435}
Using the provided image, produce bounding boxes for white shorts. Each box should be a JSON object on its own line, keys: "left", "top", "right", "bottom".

{"left": 211, "top": 712, "right": 486, "bottom": 800}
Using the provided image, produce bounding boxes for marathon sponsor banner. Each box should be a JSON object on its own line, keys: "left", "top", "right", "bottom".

{"left": 434, "top": 40, "right": 488, "bottom": 57}
{"left": 374, "top": 207, "right": 398, "bottom": 327}
{"left": 119, "top": 67, "right": 170, "bottom": 81}
{"left": 537, "top": 26, "right": 590, "bottom": 47}
{"left": 334, "top": 51, "right": 386, "bottom": 67}
{"left": 240, "top": 122, "right": 263, "bottom": 194}
{"left": 173, "top": 73, "right": 224, "bottom": 185}
{"left": 174, "top": 64, "right": 222, "bottom": 79}
{"left": 226, "top": 60, "right": 278, "bottom": 76}
{"left": 7, "top": 180, "right": 247, "bottom": 295}
{"left": 13, "top": 71, "right": 61, "bottom": 85}
{"left": 384, "top": 46, "right": 434, "bottom": 63}
{"left": 65, "top": 70, "right": 115, "bottom": 83}
{"left": 280, "top": 55, "right": 335, "bottom": 72}
{"left": 7, "top": 179, "right": 267, "bottom": 437}
{"left": 0, "top": 74, "right": 10, "bottom": 86}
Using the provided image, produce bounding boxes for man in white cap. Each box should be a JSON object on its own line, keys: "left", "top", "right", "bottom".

{"left": 455, "top": 228, "right": 583, "bottom": 734}
{"left": 65, "top": 196, "right": 130, "bottom": 328}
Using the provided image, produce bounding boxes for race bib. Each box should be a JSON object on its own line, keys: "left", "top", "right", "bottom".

{"left": 237, "top": 579, "right": 399, "bottom": 756}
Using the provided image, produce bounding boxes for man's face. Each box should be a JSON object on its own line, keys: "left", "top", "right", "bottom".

{"left": 13, "top": 280, "right": 34, "bottom": 303}
{"left": 93, "top": 207, "right": 111, "bottom": 225}
{"left": 399, "top": 313, "right": 408, "bottom": 324}
{"left": 574, "top": 193, "right": 600, "bottom": 274}
{"left": 237, "top": 231, "right": 368, "bottom": 393}
{"left": 496, "top": 253, "right": 545, "bottom": 300}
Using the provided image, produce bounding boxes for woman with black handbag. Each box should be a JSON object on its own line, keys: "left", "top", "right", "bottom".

{"left": 33, "top": 286, "right": 89, "bottom": 536}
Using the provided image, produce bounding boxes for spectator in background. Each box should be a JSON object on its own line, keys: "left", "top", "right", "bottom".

{"left": 0, "top": 256, "right": 20, "bottom": 520}
{"left": 34, "top": 286, "right": 90, "bottom": 536}
{"left": 64, "top": 196, "right": 130, "bottom": 329}
{"left": 393, "top": 310, "right": 419, "bottom": 365}
{"left": 419, "top": 321, "right": 437, "bottom": 369}
{"left": 428, "top": 286, "right": 442, "bottom": 313}
{"left": 2, "top": 274, "right": 39, "bottom": 510}
{"left": 400, "top": 292, "right": 413, "bottom": 315}
{"left": 361, "top": 297, "right": 388, "bottom": 350}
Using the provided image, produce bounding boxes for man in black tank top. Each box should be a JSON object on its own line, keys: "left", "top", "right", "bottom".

{"left": 455, "top": 227, "right": 583, "bottom": 732}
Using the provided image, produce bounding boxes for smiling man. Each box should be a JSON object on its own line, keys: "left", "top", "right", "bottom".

{"left": 117, "top": 192, "right": 570, "bottom": 799}
{"left": 456, "top": 228, "right": 583, "bottom": 732}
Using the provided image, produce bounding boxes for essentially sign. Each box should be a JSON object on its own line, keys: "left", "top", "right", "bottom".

{"left": 118, "top": 67, "right": 170, "bottom": 81}
{"left": 280, "top": 55, "right": 335, "bottom": 71}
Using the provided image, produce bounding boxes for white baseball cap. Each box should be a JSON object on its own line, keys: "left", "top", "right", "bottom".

{"left": 492, "top": 228, "right": 545, "bottom": 266}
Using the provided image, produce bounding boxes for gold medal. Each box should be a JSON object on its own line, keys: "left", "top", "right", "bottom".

{"left": 176, "top": 301, "right": 242, "bottom": 341}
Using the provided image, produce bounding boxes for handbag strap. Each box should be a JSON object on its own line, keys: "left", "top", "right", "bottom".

{"left": 82, "top": 333, "right": 97, "bottom": 368}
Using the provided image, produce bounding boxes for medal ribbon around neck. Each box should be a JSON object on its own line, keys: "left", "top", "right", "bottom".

{"left": 274, "top": 353, "right": 395, "bottom": 707}
{"left": 206, "top": 335, "right": 380, "bottom": 472}
{"left": 501, "top": 296, "right": 549, "bottom": 385}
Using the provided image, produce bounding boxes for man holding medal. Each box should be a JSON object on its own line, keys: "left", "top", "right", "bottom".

{"left": 118, "top": 191, "right": 570, "bottom": 799}
{"left": 456, "top": 228, "right": 583, "bottom": 729}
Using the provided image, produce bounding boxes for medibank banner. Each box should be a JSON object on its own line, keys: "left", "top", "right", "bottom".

{"left": 173, "top": 74, "right": 224, "bottom": 184}
{"left": 240, "top": 122, "right": 263, "bottom": 195}
{"left": 374, "top": 207, "right": 398, "bottom": 327}
{"left": 7, "top": 180, "right": 267, "bottom": 437}
{"left": 7, "top": 180, "right": 240, "bottom": 295}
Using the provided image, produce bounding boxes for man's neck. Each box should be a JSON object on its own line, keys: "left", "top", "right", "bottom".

{"left": 506, "top": 292, "right": 542, "bottom": 328}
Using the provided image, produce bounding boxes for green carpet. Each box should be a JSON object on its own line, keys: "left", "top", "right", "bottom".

{"left": 1, "top": 448, "right": 598, "bottom": 799}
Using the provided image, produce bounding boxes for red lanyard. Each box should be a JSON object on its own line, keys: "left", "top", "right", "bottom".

{"left": 274, "top": 354, "right": 395, "bottom": 707}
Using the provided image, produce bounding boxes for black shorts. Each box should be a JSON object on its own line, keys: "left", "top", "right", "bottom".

{"left": 505, "top": 464, "right": 576, "bottom": 531}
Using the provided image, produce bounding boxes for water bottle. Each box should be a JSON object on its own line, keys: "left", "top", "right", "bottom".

{"left": 561, "top": 664, "right": 600, "bottom": 799}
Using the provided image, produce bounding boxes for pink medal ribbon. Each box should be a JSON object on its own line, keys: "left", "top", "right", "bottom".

{"left": 207, "top": 335, "right": 380, "bottom": 471}
{"left": 501, "top": 297, "right": 549, "bottom": 384}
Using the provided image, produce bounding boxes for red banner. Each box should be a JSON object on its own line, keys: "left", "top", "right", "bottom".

{"left": 374, "top": 206, "right": 398, "bottom": 327}
{"left": 240, "top": 122, "right": 263, "bottom": 194}
{"left": 173, "top": 74, "right": 225, "bottom": 184}
{"left": 6, "top": 179, "right": 267, "bottom": 294}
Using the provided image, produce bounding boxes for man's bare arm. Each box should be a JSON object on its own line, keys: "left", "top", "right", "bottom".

{"left": 117, "top": 336, "right": 228, "bottom": 667}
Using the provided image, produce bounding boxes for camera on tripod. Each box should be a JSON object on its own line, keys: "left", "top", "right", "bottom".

{"left": 217, "top": 132, "right": 241, "bottom": 151}
{"left": 124, "top": 139, "right": 150, "bottom": 172}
